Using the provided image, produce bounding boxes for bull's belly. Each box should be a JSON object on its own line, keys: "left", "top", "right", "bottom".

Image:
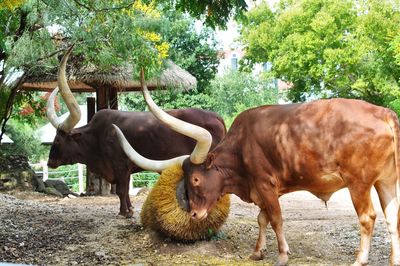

{"left": 281, "top": 172, "right": 346, "bottom": 202}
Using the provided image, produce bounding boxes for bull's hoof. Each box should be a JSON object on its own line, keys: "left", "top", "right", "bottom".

{"left": 119, "top": 209, "right": 134, "bottom": 218}
{"left": 275, "top": 253, "right": 289, "bottom": 266}
{"left": 249, "top": 251, "right": 264, "bottom": 261}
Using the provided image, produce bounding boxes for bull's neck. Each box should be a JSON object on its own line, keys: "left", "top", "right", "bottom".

{"left": 74, "top": 133, "right": 99, "bottom": 166}
{"left": 214, "top": 147, "right": 249, "bottom": 201}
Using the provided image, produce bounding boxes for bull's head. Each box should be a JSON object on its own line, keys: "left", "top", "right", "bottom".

{"left": 113, "top": 70, "right": 224, "bottom": 220}
{"left": 46, "top": 46, "right": 82, "bottom": 168}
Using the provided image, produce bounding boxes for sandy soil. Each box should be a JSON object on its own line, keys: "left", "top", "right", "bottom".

{"left": 0, "top": 188, "right": 392, "bottom": 265}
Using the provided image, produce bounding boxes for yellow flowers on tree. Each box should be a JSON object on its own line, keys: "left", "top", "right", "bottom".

{"left": 0, "top": 0, "right": 25, "bottom": 10}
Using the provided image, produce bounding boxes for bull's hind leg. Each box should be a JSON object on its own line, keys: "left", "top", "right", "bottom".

{"left": 250, "top": 209, "right": 270, "bottom": 260}
{"left": 375, "top": 179, "right": 400, "bottom": 265}
{"left": 348, "top": 185, "right": 376, "bottom": 266}
{"left": 116, "top": 172, "right": 133, "bottom": 218}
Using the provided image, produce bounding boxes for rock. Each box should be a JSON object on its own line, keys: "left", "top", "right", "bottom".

{"left": 33, "top": 175, "right": 46, "bottom": 192}
{"left": 45, "top": 179, "right": 72, "bottom": 196}
{"left": 0, "top": 155, "right": 39, "bottom": 191}
{"left": 95, "top": 251, "right": 106, "bottom": 257}
{"left": 44, "top": 186, "right": 63, "bottom": 198}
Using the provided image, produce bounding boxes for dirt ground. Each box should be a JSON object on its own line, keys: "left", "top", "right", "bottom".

{"left": 0, "top": 188, "right": 392, "bottom": 266}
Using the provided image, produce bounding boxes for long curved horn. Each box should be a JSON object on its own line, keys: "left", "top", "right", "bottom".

{"left": 46, "top": 87, "right": 62, "bottom": 128}
{"left": 140, "top": 69, "right": 212, "bottom": 164}
{"left": 112, "top": 124, "right": 189, "bottom": 172}
{"left": 46, "top": 45, "right": 81, "bottom": 132}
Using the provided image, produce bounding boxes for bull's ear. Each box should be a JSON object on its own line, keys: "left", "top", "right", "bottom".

{"left": 205, "top": 153, "right": 215, "bottom": 169}
{"left": 70, "top": 132, "right": 82, "bottom": 140}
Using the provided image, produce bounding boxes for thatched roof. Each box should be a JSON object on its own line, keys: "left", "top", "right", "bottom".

{"left": 22, "top": 60, "right": 197, "bottom": 92}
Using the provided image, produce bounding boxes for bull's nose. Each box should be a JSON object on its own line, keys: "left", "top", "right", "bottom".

{"left": 190, "top": 210, "right": 208, "bottom": 221}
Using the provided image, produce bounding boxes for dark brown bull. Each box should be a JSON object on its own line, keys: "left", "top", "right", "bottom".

{"left": 114, "top": 71, "right": 400, "bottom": 265}
{"left": 47, "top": 48, "right": 226, "bottom": 217}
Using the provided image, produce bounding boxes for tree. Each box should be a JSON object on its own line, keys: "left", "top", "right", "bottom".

{"left": 162, "top": 10, "right": 220, "bottom": 91}
{"left": 0, "top": 0, "right": 250, "bottom": 143}
{"left": 207, "top": 70, "right": 278, "bottom": 126}
{"left": 239, "top": 0, "right": 400, "bottom": 105}
{"left": 161, "top": 0, "right": 248, "bottom": 29}
{"left": 0, "top": 0, "right": 171, "bottom": 143}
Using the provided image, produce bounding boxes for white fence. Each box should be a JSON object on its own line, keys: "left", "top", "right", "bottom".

{"left": 31, "top": 161, "right": 158, "bottom": 195}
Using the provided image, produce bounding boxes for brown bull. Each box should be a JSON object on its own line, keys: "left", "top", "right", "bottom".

{"left": 47, "top": 48, "right": 226, "bottom": 217}
{"left": 114, "top": 70, "right": 400, "bottom": 265}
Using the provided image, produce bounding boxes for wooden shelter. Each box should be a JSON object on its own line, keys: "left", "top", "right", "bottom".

{"left": 21, "top": 60, "right": 196, "bottom": 111}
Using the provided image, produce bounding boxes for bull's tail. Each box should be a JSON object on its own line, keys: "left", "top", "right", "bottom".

{"left": 387, "top": 110, "right": 400, "bottom": 234}
{"left": 387, "top": 110, "right": 400, "bottom": 201}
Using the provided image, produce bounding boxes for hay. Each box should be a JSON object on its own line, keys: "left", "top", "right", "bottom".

{"left": 140, "top": 165, "right": 230, "bottom": 241}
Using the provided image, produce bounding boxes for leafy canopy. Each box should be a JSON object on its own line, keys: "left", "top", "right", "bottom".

{"left": 170, "top": 0, "right": 248, "bottom": 29}
{"left": 0, "top": 0, "right": 170, "bottom": 143}
{"left": 240, "top": 0, "right": 400, "bottom": 105}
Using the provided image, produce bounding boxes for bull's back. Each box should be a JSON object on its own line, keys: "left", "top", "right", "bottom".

{"left": 94, "top": 108, "right": 225, "bottom": 164}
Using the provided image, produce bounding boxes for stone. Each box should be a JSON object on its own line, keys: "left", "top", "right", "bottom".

{"left": 0, "top": 155, "right": 38, "bottom": 191}
{"left": 44, "top": 186, "right": 63, "bottom": 198}
{"left": 45, "top": 179, "right": 71, "bottom": 196}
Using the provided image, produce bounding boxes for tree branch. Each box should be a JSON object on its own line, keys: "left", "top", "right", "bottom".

{"left": 72, "top": 0, "right": 136, "bottom": 12}
{"left": 14, "top": 9, "right": 29, "bottom": 42}
{"left": 0, "top": 73, "right": 26, "bottom": 144}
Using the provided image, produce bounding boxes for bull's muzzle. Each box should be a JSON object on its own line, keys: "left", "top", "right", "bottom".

{"left": 190, "top": 209, "right": 208, "bottom": 221}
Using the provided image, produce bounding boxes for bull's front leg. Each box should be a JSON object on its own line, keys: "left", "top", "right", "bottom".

{"left": 258, "top": 186, "right": 290, "bottom": 265}
{"left": 116, "top": 175, "right": 133, "bottom": 218}
{"left": 250, "top": 209, "right": 270, "bottom": 260}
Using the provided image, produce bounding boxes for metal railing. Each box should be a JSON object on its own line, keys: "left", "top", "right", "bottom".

{"left": 30, "top": 161, "right": 85, "bottom": 193}
{"left": 31, "top": 161, "right": 158, "bottom": 195}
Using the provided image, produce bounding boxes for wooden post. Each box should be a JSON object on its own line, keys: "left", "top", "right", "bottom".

{"left": 129, "top": 174, "right": 133, "bottom": 195}
{"left": 78, "top": 163, "right": 84, "bottom": 194}
{"left": 109, "top": 87, "right": 118, "bottom": 110}
{"left": 86, "top": 97, "right": 96, "bottom": 195}
{"left": 89, "top": 85, "right": 113, "bottom": 195}
{"left": 42, "top": 161, "right": 48, "bottom": 181}
{"left": 109, "top": 88, "right": 118, "bottom": 194}
{"left": 96, "top": 86, "right": 109, "bottom": 110}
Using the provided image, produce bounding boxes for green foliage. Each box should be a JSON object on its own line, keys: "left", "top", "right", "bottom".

{"left": 162, "top": 11, "right": 220, "bottom": 91}
{"left": 388, "top": 99, "right": 400, "bottom": 117}
{"left": 1, "top": 121, "right": 48, "bottom": 162}
{"left": 132, "top": 171, "right": 159, "bottom": 187}
{"left": 121, "top": 70, "right": 279, "bottom": 127}
{"left": 0, "top": 0, "right": 171, "bottom": 139}
{"left": 120, "top": 88, "right": 213, "bottom": 112}
{"left": 2, "top": 0, "right": 169, "bottom": 76}
{"left": 239, "top": 0, "right": 400, "bottom": 105}
{"left": 167, "top": 0, "right": 248, "bottom": 29}
{"left": 207, "top": 70, "right": 279, "bottom": 125}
